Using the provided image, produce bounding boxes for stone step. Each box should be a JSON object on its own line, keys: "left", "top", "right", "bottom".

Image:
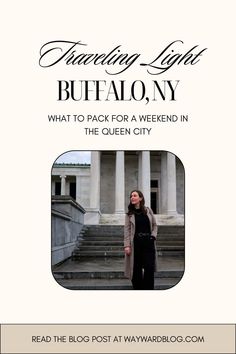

{"left": 81, "top": 226, "right": 184, "bottom": 237}
{"left": 79, "top": 236, "right": 124, "bottom": 241}
{"left": 157, "top": 227, "right": 184, "bottom": 234}
{"left": 80, "top": 232, "right": 185, "bottom": 236}
{"left": 83, "top": 225, "right": 184, "bottom": 229}
{"left": 72, "top": 250, "right": 124, "bottom": 257}
{"left": 82, "top": 227, "right": 123, "bottom": 236}
{"left": 80, "top": 240, "right": 123, "bottom": 245}
{"left": 82, "top": 232, "right": 185, "bottom": 238}
{"left": 77, "top": 245, "right": 124, "bottom": 251}
{"left": 157, "top": 245, "right": 184, "bottom": 250}
{"left": 77, "top": 235, "right": 185, "bottom": 245}
{"left": 74, "top": 245, "right": 184, "bottom": 252}
{"left": 55, "top": 277, "right": 180, "bottom": 290}
{"left": 157, "top": 234, "right": 185, "bottom": 239}
{"left": 72, "top": 249, "right": 184, "bottom": 258}
{"left": 80, "top": 240, "right": 184, "bottom": 246}
{"left": 157, "top": 250, "right": 184, "bottom": 257}
{"left": 54, "top": 270, "right": 184, "bottom": 280}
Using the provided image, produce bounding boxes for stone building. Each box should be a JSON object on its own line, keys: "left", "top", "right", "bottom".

{"left": 51, "top": 150, "right": 184, "bottom": 226}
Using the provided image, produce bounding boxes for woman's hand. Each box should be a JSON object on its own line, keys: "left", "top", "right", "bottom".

{"left": 124, "top": 246, "right": 131, "bottom": 256}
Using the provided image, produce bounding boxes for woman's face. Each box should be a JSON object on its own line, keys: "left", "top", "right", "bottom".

{"left": 130, "top": 191, "right": 142, "bottom": 207}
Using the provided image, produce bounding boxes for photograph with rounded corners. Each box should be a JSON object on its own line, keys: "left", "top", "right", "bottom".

{"left": 51, "top": 150, "right": 185, "bottom": 290}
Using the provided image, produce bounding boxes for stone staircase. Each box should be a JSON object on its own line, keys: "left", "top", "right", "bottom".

{"left": 52, "top": 225, "right": 184, "bottom": 290}
{"left": 72, "top": 225, "right": 124, "bottom": 258}
{"left": 71, "top": 225, "right": 184, "bottom": 258}
{"left": 156, "top": 225, "right": 185, "bottom": 257}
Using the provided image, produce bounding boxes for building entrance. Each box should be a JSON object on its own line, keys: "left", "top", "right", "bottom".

{"left": 151, "top": 180, "right": 159, "bottom": 214}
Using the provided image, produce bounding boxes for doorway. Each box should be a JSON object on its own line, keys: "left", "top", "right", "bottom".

{"left": 151, "top": 180, "right": 159, "bottom": 214}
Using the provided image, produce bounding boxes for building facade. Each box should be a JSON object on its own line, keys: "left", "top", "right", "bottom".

{"left": 51, "top": 150, "right": 184, "bottom": 225}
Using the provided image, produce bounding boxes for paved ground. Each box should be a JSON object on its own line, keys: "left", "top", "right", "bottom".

{"left": 53, "top": 256, "right": 184, "bottom": 273}
{"left": 52, "top": 256, "right": 185, "bottom": 290}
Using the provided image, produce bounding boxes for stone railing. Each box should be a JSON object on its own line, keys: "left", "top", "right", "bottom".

{"left": 51, "top": 196, "right": 86, "bottom": 265}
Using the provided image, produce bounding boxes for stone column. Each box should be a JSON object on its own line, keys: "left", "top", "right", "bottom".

{"left": 141, "top": 151, "right": 150, "bottom": 207}
{"left": 138, "top": 152, "right": 142, "bottom": 190}
{"left": 60, "top": 175, "right": 66, "bottom": 195}
{"left": 76, "top": 175, "right": 81, "bottom": 203}
{"left": 167, "top": 152, "right": 177, "bottom": 215}
{"left": 90, "top": 151, "right": 100, "bottom": 210}
{"left": 115, "top": 151, "right": 125, "bottom": 213}
{"left": 85, "top": 151, "right": 101, "bottom": 224}
{"left": 160, "top": 152, "right": 167, "bottom": 213}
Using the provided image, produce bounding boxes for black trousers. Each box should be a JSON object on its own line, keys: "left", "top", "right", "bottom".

{"left": 132, "top": 234, "right": 155, "bottom": 290}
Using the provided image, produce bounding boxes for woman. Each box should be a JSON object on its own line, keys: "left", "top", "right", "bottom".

{"left": 124, "top": 190, "right": 158, "bottom": 290}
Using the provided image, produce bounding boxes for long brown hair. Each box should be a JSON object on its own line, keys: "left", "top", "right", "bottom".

{"left": 127, "top": 190, "right": 147, "bottom": 215}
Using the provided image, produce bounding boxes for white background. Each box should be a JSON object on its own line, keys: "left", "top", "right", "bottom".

{"left": 1, "top": 0, "right": 235, "bottom": 323}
